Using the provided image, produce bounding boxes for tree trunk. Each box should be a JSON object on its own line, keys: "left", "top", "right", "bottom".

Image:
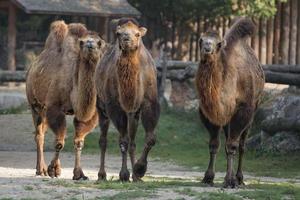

{"left": 251, "top": 18, "right": 260, "bottom": 58}
{"left": 266, "top": 18, "right": 274, "bottom": 64}
{"left": 195, "top": 16, "right": 200, "bottom": 61}
{"left": 279, "top": 1, "right": 290, "bottom": 64}
{"left": 7, "top": 3, "right": 16, "bottom": 71}
{"left": 297, "top": 0, "right": 300, "bottom": 64}
{"left": 273, "top": 1, "right": 281, "bottom": 64}
{"left": 289, "top": 0, "right": 298, "bottom": 65}
{"left": 259, "top": 18, "right": 267, "bottom": 64}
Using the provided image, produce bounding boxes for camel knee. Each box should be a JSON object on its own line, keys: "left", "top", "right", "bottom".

{"left": 209, "top": 139, "right": 220, "bottom": 154}
{"left": 146, "top": 134, "right": 156, "bottom": 147}
{"left": 119, "top": 138, "right": 129, "bottom": 153}
{"left": 226, "top": 141, "right": 239, "bottom": 155}
{"left": 55, "top": 142, "right": 64, "bottom": 152}
{"left": 74, "top": 139, "right": 84, "bottom": 150}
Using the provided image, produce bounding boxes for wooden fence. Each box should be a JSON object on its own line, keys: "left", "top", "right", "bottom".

{"left": 187, "top": 0, "right": 300, "bottom": 65}
{"left": 1, "top": 62, "right": 300, "bottom": 86}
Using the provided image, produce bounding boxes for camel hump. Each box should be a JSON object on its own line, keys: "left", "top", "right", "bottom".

{"left": 68, "top": 23, "right": 88, "bottom": 38}
{"left": 224, "top": 18, "right": 255, "bottom": 48}
{"left": 50, "top": 20, "right": 68, "bottom": 44}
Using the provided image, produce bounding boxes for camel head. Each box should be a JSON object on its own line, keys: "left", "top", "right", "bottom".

{"left": 116, "top": 19, "right": 147, "bottom": 52}
{"left": 199, "top": 31, "right": 226, "bottom": 55}
{"left": 78, "top": 32, "right": 105, "bottom": 63}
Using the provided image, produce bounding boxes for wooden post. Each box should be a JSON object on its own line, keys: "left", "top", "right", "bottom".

{"left": 289, "top": 0, "right": 298, "bottom": 65}
{"left": 251, "top": 18, "right": 260, "bottom": 58}
{"left": 7, "top": 3, "right": 16, "bottom": 72}
{"left": 273, "top": 1, "right": 281, "bottom": 64}
{"left": 279, "top": 1, "right": 290, "bottom": 64}
{"left": 266, "top": 18, "right": 274, "bottom": 64}
{"left": 259, "top": 18, "right": 267, "bottom": 64}
{"left": 297, "top": 0, "right": 300, "bottom": 64}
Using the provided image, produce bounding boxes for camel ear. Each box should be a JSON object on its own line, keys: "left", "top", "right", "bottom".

{"left": 198, "top": 38, "right": 203, "bottom": 48}
{"left": 217, "top": 40, "right": 226, "bottom": 51}
{"left": 98, "top": 38, "right": 105, "bottom": 48}
{"left": 79, "top": 40, "right": 84, "bottom": 49}
{"left": 139, "top": 27, "right": 147, "bottom": 36}
{"left": 116, "top": 25, "right": 121, "bottom": 35}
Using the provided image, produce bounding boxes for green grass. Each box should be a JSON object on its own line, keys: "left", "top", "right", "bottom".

{"left": 0, "top": 104, "right": 28, "bottom": 114}
{"left": 64, "top": 107, "right": 300, "bottom": 178}
{"left": 98, "top": 191, "right": 156, "bottom": 200}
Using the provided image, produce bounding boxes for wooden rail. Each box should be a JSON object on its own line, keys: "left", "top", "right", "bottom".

{"left": 1, "top": 63, "right": 300, "bottom": 86}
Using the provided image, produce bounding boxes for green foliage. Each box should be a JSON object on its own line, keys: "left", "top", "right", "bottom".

{"left": 231, "top": 0, "right": 287, "bottom": 18}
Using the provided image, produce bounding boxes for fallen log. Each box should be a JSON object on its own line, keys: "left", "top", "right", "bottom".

{"left": 0, "top": 70, "right": 26, "bottom": 82}
{"left": 264, "top": 70, "right": 300, "bottom": 85}
{"left": 261, "top": 117, "right": 300, "bottom": 135}
{"left": 263, "top": 64, "right": 300, "bottom": 73}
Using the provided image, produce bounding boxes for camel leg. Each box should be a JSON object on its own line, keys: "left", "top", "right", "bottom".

{"left": 46, "top": 105, "right": 66, "bottom": 178}
{"left": 97, "top": 108, "right": 110, "bottom": 181}
{"left": 73, "top": 113, "right": 98, "bottom": 180}
{"left": 224, "top": 104, "right": 254, "bottom": 188}
{"left": 127, "top": 112, "right": 140, "bottom": 182}
{"left": 236, "top": 128, "right": 249, "bottom": 185}
{"left": 133, "top": 100, "right": 160, "bottom": 179}
{"left": 200, "top": 110, "right": 221, "bottom": 185}
{"left": 31, "top": 108, "right": 48, "bottom": 176}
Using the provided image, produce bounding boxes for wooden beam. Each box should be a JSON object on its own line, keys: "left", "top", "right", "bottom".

{"left": 0, "top": 70, "right": 26, "bottom": 82}
{"left": 7, "top": 3, "right": 16, "bottom": 71}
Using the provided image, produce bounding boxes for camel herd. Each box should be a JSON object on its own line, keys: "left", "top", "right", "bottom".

{"left": 25, "top": 17, "right": 265, "bottom": 188}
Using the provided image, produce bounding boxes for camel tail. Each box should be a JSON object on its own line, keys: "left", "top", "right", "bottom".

{"left": 224, "top": 18, "right": 255, "bottom": 48}
{"left": 50, "top": 20, "right": 68, "bottom": 44}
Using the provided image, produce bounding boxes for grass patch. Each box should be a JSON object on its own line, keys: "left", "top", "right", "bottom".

{"left": 237, "top": 182, "right": 300, "bottom": 200}
{"left": 0, "top": 104, "right": 28, "bottom": 114}
{"left": 64, "top": 107, "right": 300, "bottom": 178}
{"left": 99, "top": 190, "right": 156, "bottom": 200}
{"left": 23, "top": 185, "right": 34, "bottom": 191}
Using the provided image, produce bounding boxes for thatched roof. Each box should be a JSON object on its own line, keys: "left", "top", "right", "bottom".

{"left": 11, "top": 0, "right": 140, "bottom": 17}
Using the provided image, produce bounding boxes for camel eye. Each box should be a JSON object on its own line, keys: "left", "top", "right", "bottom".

{"left": 135, "top": 33, "right": 140, "bottom": 37}
{"left": 116, "top": 32, "right": 121, "bottom": 36}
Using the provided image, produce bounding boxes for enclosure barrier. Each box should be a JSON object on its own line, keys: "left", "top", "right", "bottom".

{"left": 0, "top": 62, "right": 300, "bottom": 86}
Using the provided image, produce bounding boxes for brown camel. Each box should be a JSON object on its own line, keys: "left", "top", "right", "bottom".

{"left": 195, "top": 18, "right": 265, "bottom": 188}
{"left": 26, "top": 20, "right": 105, "bottom": 180}
{"left": 95, "top": 18, "right": 160, "bottom": 182}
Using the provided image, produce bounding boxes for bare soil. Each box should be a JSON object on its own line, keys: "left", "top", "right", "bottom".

{"left": 0, "top": 114, "right": 299, "bottom": 200}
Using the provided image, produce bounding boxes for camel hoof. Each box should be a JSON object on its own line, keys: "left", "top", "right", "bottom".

{"left": 73, "top": 167, "right": 89, "bottom": 181}
{"left": 223, "top": 176, "right": 238, "bottom": 189}
{"left": 133, "top": 160, "right": 147, "bottom": 178}
{"left": 236, "top": 172, "right": 245, "bottom": 186}
{"left": 36, "top": 163, "right": 48, "bottom": 176}
{"left": 97, "top": 171, "right": 107, "bottom": 181}
{"left": 132, "top": 174, "right": 143, "bottom": 182}
{"left": 201, "top": 171, "right": 215, "bottom": 186}
{"left": 47, "top": 160, "right": 61, "bottom": 178}
{"left": 119, "top": 169, "right": 130, "bottom": 182}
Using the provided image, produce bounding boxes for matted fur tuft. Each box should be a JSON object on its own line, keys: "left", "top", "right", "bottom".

{"left": 49, "top": 20, "right": 68, "bottom": 45}
{"left": 224, "top": 18, "right": 255, "bottom": 48}
{"left": 68, "top": 23, "right": 88, "bottom": 38}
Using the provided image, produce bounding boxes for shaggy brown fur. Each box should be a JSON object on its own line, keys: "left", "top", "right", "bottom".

{"left": 195, "top": 18, "right": 265, "bottom": 188}
{"left": 26, "top": 21, "right": 105, "bottom": 180}
{"left": 95, "top": 19, "right": 160, "bottom": 182}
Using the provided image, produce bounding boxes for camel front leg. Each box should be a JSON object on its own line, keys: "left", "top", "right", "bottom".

{"left": 46, "top": 105, "right": 66, "bottom": 178}
{"left": 199, "top": 110, "right": 221, "bottom": 186}
{"left": 236, "top": 128, "right": 249, "bottom": 185}
{"left": 73, "top": 113, "right": 98, "bottom": 180}
{"left": 224, "top": 104, "right": 254, "bottom": 188}
{"left": 127, "top": 112, "right": 140, "bottom": 181}
{"left": 133, "top": 100, "right": 160, "bottom": 179}
{"left": 97, "top": 108, "right": 110, "bottom": 181}
{"left": 31, "top": 109, "right": 48, "bottom": 176}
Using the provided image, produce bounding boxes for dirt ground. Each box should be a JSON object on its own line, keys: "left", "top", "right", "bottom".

{"left": 0, "top": 114, "right": 299, "bottom": 200}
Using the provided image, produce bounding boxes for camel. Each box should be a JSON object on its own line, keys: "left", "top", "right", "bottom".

{"left": 195, "top": 18, "right": 265, "bottom": 188}
{"left": 26, "top": 20, "right": 105, "bottom": 180}
{"left": 95, "top": 18, "right": 160, "bottom": 182}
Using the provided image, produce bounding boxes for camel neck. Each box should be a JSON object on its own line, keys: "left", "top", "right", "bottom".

{"left": 74, "top": 55, "right": 97, "bottom": 121}
{"left": 117, "top": 49, "right": 141, "bottom": 112}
